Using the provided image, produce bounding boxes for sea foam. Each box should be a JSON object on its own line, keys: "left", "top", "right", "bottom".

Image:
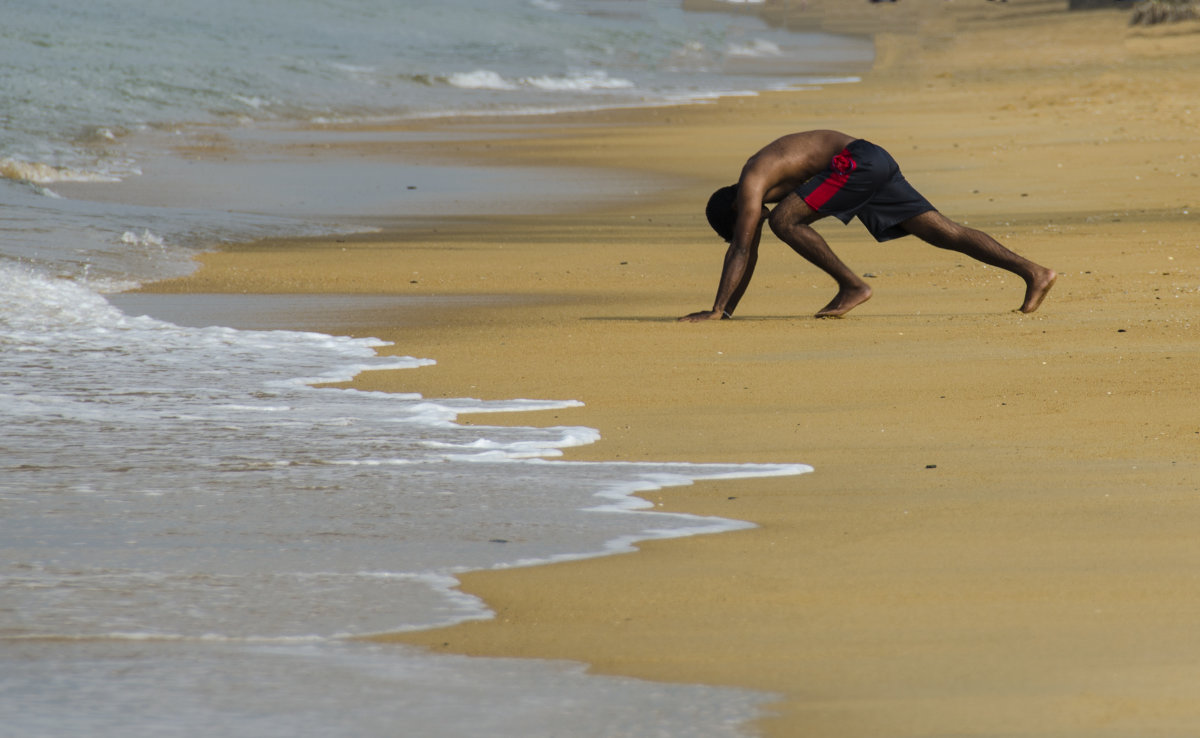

{"left": 0, "top": 158, "right": 122, "bottom": 185}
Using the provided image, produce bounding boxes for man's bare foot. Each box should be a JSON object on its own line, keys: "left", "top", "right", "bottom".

{"left": 815, "top": 284, "right": 872, "bottom": 318}
{"left": 1019, "top": 268, "right": 1057, "bottom": 313}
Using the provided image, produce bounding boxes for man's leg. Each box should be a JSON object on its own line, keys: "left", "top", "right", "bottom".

{"left": 769, "top": 194, "right": 872, "bottom": 317}
{"left": 901, "top": 210, "right": 1056, "bottom": 313}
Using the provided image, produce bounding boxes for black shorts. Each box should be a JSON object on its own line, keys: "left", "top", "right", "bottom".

{"left": 795, "top": 139, "right": 934, "bottom": 242}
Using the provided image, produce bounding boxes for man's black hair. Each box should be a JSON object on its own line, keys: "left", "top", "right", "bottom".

{"left": 705, "top": 184, "right": 739, "bottom": 243}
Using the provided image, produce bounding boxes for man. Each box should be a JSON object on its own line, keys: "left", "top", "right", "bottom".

{"left": 680, "top": 130, "right": 1056, "bottom": 321}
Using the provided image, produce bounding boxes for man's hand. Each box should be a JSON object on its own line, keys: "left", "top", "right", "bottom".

{"left": 678, "top": 310, "right": 726, "bottom": 323}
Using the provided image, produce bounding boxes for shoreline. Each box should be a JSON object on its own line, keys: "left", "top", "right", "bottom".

{"left": 134, "top": 3, "right": 1200, "bottom": 735}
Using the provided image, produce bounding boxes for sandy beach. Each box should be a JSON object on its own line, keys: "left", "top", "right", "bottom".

{"left": 137, "top": 1, "right": 1200, "bottom": 734}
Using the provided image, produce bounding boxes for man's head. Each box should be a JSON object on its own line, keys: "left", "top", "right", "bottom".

{"left": 706, "top": 184, "right": 738, "bottom": 242}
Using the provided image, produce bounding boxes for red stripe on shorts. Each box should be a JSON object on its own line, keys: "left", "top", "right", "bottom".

{"left": 803, "top": 147, "right": 857, "bottom": 211}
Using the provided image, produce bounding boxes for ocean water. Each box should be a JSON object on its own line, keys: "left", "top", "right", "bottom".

{"left": 0, "top": 1, "right": 866, "bottom": 735}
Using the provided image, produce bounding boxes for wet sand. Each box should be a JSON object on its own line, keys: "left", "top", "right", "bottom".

{"left": 138, "top": 2, "right": 1200, "bottom": 735}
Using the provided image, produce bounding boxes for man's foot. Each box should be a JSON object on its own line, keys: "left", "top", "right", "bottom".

{"left": 815, "top": 284, "right": 872, "bottom": 318}
{"left": 1019, "top": 268, "right": 1057, "bottom": 313}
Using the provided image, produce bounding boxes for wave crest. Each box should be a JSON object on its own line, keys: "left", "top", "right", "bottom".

{"left": 446, "top": 69, "right": 634, "bottom": 93}
{"left": 0, "top": 158, "right": 122, "bottom": 185}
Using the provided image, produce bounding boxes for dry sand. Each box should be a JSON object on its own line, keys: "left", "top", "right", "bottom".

{"left": 139, "top": 2, "right": 1200, "bottom": 735}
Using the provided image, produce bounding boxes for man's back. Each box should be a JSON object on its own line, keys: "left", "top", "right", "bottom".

{"left": 740, "top": 130, "right": 856, "bottom": 205}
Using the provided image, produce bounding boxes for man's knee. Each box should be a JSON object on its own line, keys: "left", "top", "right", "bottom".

{"left": 768, "top": 196, "right": 816, "bottom": 239}
{"left": 767, "top": 208, "right": 791, "bottom": 240}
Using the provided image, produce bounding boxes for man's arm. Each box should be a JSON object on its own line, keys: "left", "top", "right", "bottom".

{"left": 679, "top": 186, "right": 768, "bottom": 322}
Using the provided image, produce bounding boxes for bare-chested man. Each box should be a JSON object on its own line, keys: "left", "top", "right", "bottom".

{"left": 680, "top": 130, "right": 1056, "bottom": 321}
